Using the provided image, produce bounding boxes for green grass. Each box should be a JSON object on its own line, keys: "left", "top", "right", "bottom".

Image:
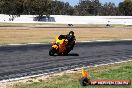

{"left": 13, "top": 61, "right": 132, "bottom": 88}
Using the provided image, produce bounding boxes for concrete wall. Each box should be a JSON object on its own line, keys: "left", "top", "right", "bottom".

{"left": 0, "top": 14, "right": 132, "bottom": 25}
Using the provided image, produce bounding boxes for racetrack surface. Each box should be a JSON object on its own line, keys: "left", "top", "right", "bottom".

{"left": 0, "top": 41, "right": 132, "bottom": 81}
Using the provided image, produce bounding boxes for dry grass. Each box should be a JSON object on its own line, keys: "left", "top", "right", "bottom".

{"left": 0, "top": 27, "right": 132, "bottom": 44}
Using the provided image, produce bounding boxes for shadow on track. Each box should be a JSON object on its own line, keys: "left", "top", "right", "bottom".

{"left": 67, "top": 53, "right": 79, "bottom": 56}
{"left": 51, "top": 53, "right": 79, "bottom": 56}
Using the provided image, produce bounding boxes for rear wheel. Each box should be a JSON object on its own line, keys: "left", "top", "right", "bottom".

{"left": 49, "top": 48, "right": 56, "bottom": 56}
{"left": 67, "top": 41, "right": 75, "bottom": 52}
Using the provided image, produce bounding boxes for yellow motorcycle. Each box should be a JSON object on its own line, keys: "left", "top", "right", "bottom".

{"left": 49, "top": 31, "right": 76, "bottom": 56}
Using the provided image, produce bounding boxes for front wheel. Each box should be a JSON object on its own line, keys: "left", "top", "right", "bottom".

{"left": 49, "top": 48, "right": 56, "bottom": 56}
{"left": 80, "top": 77, "right": 90, "bottom": 86}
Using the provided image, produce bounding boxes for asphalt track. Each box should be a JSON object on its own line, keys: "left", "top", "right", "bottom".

{"left": 0, "top": 41, "right": 132, "bottom": 81}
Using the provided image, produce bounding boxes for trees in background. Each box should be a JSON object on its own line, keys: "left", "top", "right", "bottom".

{"left": 100, "top": 2, "right": 118, "bottom": 16}
{"left": 118, "top": 0, "right": 132, "bottom": 16}
{"left": 0, "top": 0, "right": 24, "bottom": 20}
{"left": 50, "top": 1, "right": 74, "bottom": 15}
{"left": 74, "top": 0, "right": 101, "bottom": 16}
{"left": 21, "top": 0, "right": 51, "bottom": 16}
{"left": 31, "top": 0, "right": 51, "bottom": 16}
{"left": 0, "top": 0, "right": 24, "bottom": 15}
{"left": 0, "top": 0, "right": 132, "bottom": 16}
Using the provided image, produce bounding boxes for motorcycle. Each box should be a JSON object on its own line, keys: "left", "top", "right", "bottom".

{"left": 49, "top": 31, "right": 76, "bottom": 56}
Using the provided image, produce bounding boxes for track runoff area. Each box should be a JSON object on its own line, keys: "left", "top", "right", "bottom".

{"left": 0, "top": 39, "right": 132, "bottom": 84}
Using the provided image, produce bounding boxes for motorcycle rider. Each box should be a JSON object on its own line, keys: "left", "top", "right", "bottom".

{"left": 58, "top": 31, "right": 75, "bottom": 41}
{"left": 58, "top": 31, "right": 75, "bottom": 50}
{"left": 67, "top": 31, "right": 76, "bottom": 50}
{"left": 49, "top": 31, "right": 76, "bottom": 56}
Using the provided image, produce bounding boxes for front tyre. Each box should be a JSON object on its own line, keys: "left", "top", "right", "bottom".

{"left": 80, "top": 77, "right": 90, "bottom": 86}
{"left": 49, "top": 48, "right": 56, "bottom": 56}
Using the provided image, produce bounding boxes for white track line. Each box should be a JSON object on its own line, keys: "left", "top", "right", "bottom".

{"left": 93, "top": 60, "right": 132, "bottom": 67}
{"left": 79, "top": 39, "right": 132, "bottom": 43}
{"left": 0, "top": 43, "right": 49, "bottom": 46}
{"left": 0, "top": 39, "right": 132, "bottom": 47}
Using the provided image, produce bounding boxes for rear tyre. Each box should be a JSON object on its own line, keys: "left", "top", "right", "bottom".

{"left": 49, "top": 48, "right": 56, "bottom": 56}
{"left": 70, "top": 41, "right": 75, "bottom": 50}
{"left": 63, "top": 51, "right": 68, "bottom": 56}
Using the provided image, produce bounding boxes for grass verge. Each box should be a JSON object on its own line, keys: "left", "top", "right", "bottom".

{"left": 13, "top": 61, "right": 132, "bottom": 88}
